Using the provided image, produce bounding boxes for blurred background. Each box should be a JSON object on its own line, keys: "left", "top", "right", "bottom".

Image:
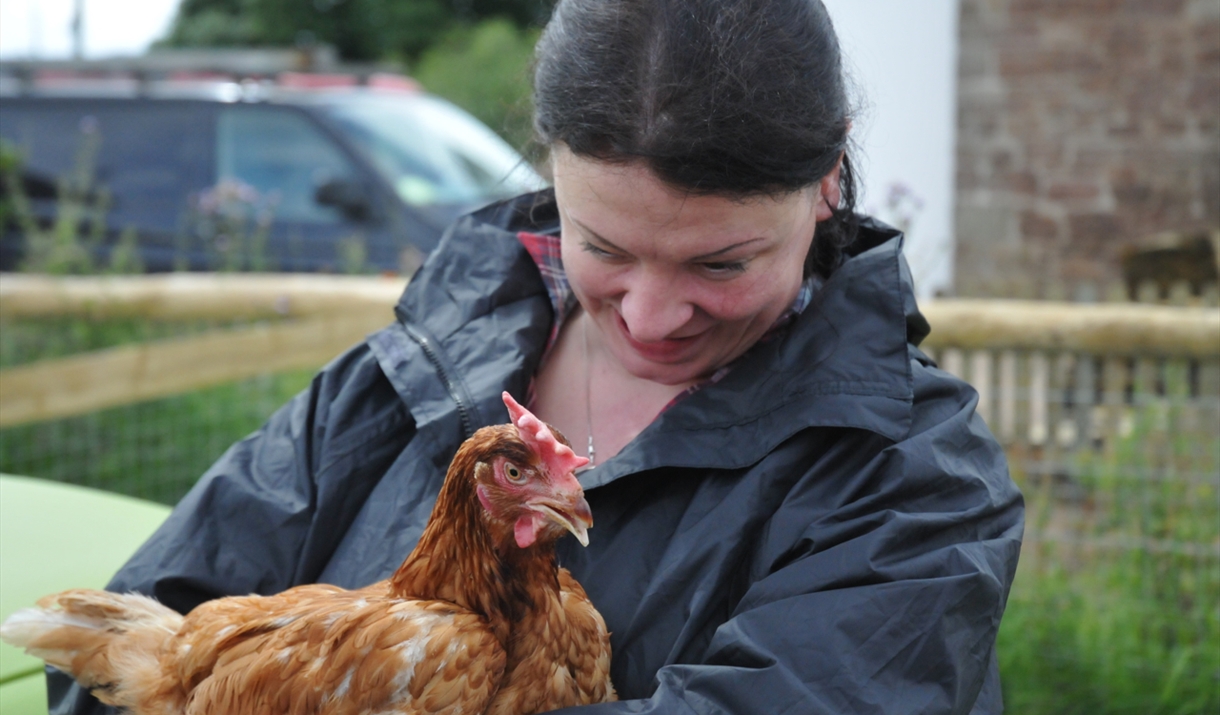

{"left": 0, "top": 1, "right": 1217, "bottom": 713}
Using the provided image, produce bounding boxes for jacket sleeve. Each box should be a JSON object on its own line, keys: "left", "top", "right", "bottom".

{"left": 558, "top": 361, "right": 1025, "bottom": 715}
{"left": 48, "top": 342, "right": 416, "bottom": 715}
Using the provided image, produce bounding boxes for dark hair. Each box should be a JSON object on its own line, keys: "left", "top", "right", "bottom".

{"left": 533, "top": 0, "right": 859, "bottom": 278}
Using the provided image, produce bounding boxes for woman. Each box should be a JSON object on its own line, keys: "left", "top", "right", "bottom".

{"left": 52, "top": 0, "right": 1023, "bottom": 712}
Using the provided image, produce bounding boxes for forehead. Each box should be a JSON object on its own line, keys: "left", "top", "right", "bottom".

{"left": 551, "top": 149, "right": 816, "bottom": 255}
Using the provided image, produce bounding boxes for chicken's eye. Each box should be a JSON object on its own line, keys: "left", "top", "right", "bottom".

{"left": 504, "top": 463, "right": 528, "bottom": 484}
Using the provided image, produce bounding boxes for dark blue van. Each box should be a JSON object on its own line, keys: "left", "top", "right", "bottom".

{"left": 0, "top": 70, "right": 543, "bottom": 274}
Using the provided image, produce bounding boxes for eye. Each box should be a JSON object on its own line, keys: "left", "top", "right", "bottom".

{"left": 699, "top": 259, "right": 750, "bottom": 277}
{"left": 581, "top": 240, "right": 624, "bottom": 262}
{"left": 504, "top": 462, "right": 528, "bottom": 484}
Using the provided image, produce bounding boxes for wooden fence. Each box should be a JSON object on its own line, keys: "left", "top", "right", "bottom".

{"left": 920, "top": 301, "right": 1220, "bottom": 461}
{"left": 0, "top": 274, "right": 405, "bottom": 427}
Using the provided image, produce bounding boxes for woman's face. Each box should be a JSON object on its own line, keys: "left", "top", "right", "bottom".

{"left": 552, "top": 147, "right": 840, "bottom": 385}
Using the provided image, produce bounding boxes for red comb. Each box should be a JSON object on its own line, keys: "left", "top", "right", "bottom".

{"left": 502, "top": 392, "right": 590, "bottom": 475}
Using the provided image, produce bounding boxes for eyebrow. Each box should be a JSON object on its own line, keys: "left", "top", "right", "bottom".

{"left": 570, "top": 217, "right": 767, "bottom": 260}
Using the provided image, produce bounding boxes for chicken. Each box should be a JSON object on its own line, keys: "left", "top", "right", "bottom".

{"left": 0, "top": 392, "right": 616, "bottom": 715}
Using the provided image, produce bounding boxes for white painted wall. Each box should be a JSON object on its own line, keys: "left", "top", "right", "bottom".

{"left": 824, "top": 0, "right": 960, "bottom": 298}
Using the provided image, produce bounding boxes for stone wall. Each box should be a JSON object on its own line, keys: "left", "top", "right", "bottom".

{"left": 954, "top": 0, "right": 1219, "bottom": 298}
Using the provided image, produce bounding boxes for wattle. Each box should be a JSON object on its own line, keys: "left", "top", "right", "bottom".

{"left": 514, "top": 513, "right": 541, "bottom": 548}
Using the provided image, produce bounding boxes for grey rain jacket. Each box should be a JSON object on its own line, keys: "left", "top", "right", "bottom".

{"left": 52, "top": 191, "right": 1024, "bottom": 715}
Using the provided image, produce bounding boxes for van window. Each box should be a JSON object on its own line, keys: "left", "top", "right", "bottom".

{"left": 318, "top": 95, "right": 544, "bottom": 208}
{"left": 216, "top": 107, "right": 359, "bottom": 224}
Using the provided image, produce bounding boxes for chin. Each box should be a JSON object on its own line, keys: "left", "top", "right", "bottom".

{"left": 619, "top": 353, "right": 713, "bottom": 386}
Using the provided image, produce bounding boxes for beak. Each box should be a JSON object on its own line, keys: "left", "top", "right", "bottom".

{"left": 530, "top": 496, "right": 594, "bottom": 547}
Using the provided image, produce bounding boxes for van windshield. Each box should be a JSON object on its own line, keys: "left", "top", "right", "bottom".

{"left": 318, "top": 95, "right": 544, "bottom": 208}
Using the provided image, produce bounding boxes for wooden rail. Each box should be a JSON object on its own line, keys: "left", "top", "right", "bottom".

{"left": 0, "top": 274, "right": 409, "bottom": 427}
{"left": 920, "top": 300, "right": 1220, "bottom": 358}
{"left": 4, "top": 274, "right": 1217, "bottom": 356}
{"left": 0, "top": 273, "right": 407, "bottom": 320}
{"left": 1, "top": 274, "right": 1217, "bottom": 428}
{"left": 0, "top": 311, "right": 391, "bottom": 428}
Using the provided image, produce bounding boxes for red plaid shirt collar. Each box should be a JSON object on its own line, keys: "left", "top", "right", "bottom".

{"left": 517, "top": 231, "right": 581, "bottom": 353}
{"left": 517, "top": 230, "right": 821, "bottom": 407}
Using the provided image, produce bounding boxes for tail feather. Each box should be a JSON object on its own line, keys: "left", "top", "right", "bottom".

{"left": 1, "top": 606, "right": 113, "bottom": 670}
{"left": 1, "top": 589, "right": 184, "bottom": 711}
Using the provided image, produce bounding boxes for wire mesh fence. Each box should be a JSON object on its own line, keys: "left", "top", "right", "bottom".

{"left": 0, "top": 366, "right": 313, "bottom": 505}
{"left": 0, "top": 315, "right": 316, "bottom": 504}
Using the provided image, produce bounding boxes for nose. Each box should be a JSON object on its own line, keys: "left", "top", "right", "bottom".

{"left": 618, "top": 269, "right": 694, "bottom": 342}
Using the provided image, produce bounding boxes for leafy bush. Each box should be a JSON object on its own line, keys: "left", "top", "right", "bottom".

{"left": 414, "top": 19, "right": 540, "bottom": 151}
{"left": 161, "top": 0, "right": 552, "bottom": 63}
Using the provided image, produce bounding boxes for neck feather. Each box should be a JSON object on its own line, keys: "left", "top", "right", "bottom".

{"left": 387, "top": 427, "right": 561, "bottom": 638}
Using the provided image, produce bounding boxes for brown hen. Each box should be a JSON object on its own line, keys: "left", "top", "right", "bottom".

{"left": 0, "top": 392, "right": 616, "bottom": 715}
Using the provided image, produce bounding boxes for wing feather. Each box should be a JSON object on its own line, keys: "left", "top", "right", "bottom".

{"left": 558, "top": 569, "right": 616, "bottom": 703}
{"left": 171, "top": 590, "right": 504, "bottom": 715}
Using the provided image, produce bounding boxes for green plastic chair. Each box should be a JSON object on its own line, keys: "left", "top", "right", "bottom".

{"left": 0, "top": 475, "right": 171, "bottom": 715}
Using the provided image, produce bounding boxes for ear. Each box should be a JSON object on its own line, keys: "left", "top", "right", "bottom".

{"left": 815, "top": 153, "right": 844, "bottom": 222}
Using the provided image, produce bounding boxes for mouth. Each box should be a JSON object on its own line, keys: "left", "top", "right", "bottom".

{"left": 529, "top": 501, "right": 593, "bottom": 547}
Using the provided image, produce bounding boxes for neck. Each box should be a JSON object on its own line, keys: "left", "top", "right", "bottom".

{"left": 577, "top": 310, "right": 695, "bottom": 462}
{"left": 387, "top": 432, "right": 562, "bottom": 642}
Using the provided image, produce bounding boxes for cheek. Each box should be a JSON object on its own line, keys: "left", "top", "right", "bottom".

{"left": 477, "top": 485, "right": 494, "bottom": 512}
{"left": 564, "top": 256, "right": 600, "bottom": 296}
{"left": 709, "top": 234, "right": 812, "bottom": 320}
{"left": 695, "top": 267, "right": 801, "bottom": 323}
{"left": 564, "top": 249, "right": 624, "bottom": 305}
{"left": 477, "top": 479, "right": 532, "bottom": 520}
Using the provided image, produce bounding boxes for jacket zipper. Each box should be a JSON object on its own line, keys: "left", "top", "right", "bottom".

{"left": 399, "top": 319, "right": 477, "bottom": 440}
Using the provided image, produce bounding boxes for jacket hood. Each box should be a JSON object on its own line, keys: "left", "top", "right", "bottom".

{"left": 375, "top": 190, "right": 930, "bottom": 489}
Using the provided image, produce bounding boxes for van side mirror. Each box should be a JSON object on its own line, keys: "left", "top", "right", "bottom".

{"left": 315, "top": 178, "right": 372, "bottom": 222}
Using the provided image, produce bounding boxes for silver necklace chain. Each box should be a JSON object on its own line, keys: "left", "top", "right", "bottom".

{"left": 583, "top": 313, "right": 596, "bottom": 466}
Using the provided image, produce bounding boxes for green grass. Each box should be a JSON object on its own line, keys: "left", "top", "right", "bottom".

{"left": 998, "top": 398, "right": 1220, "bottom": 714}
{"left": 0, "top": 316, "right": 239, "bottom": 368}
{"left": 0, "top": 369, "right": 314, "bottom": 505}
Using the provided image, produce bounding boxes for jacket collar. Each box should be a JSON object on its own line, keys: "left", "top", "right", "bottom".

{"left": 382, "top": 191, "right": 924, "bottom": 488}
